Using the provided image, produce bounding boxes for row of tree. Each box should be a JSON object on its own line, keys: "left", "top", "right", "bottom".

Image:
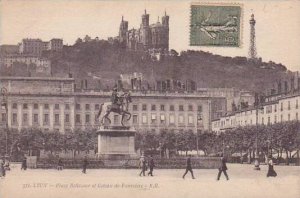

{"left": 0, "top": 121, "right": 299, "bottom": 163}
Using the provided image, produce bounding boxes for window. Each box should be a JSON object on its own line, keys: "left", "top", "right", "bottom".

{"left": 169, "top": 114, "right": 175, "bottom": 124}
{"left": 12, "top": 113, "right": 17, "bottom": 124}
{"left": 54, "top": 104, "right": 59, "bottom": 110}
{"left": 114, "top": 115, "right": 119, "bottom": 124}
{"left": 76, "top": 104, "right": 81, "bottom": 110}
{"left": 23, "top": 113, "right": 28, "bottom": 123}
{"left": 23, "top": 104, "right": 28, "bottom": 109}
{"left": 160, "top": 105, "right": 165, "bottom": 111}
{"left": 65, "top": 104, "right": 70, "bottom": 110}
{"left": 178, "top": 115, "right": 184, "bottom": 124}
{"left": 274, "top": 115, "right": 277, "bottom": 123}
{"left": 1, "top": 113, "right": 6, "bottom": 122}
{"left": 268, "top": 117, "right": 270, "bottom": 125}
{"left": 142, "top": 104, "right": 147, "bottom": 111}
{"left": 132, "top": 105, "right": 138, "bottom": 111}
{"left": 12, "top": 103, "right": 17, "bottom": 109}
{"left": 296, "top": 113, "right": 299, "bottom": 120}
{"left": 288, "top": 101, "right": 291, "bottom": 110}
{"left": 86, "top": 114, "right": 90, "bottom": 123}
{"left": 142, "top": 115, "right": 147, "bottom": 124}
{"left": 44, "top": 114, "right": 49, "bottom": 125}
{"left": 75, "top": 114, "right": 81, "bottom": 123}
{"left": 33, "top": 113, "right": 39, "bottom": 124}
{"left": 179, "top": 105, "right": 184, "bottom": 111}
{"left": 188, "top": 115, "right": 194, "bottom": 124}
{"left": 55, "top": 114, "right": 59, "bottom": 124}
{"left": 151, "top": 114, "right": 157, "bottom": 124}
{"left": 274, "top": 104, "right": 277, "bottom": 112}
{"left": 95, "top": 104, "right": 100, "bottom": 110}
{"left": 296, "top": 100, "right": 298, "bottom": 109}
{"left": 169, "top": 105, "right": 174, "bottom": 111}
{"left": 160, "top": 114, "right": 166, "bottom": 124}
{"left": 151, "top": 105, "right": 156, "bottom": 111}
{"left": 188, "top": 105, "right": 193, "bottom": 111}
{"left": 280, "top": 102, "right": 283, "bottom": 111}
{"left": 85, "top": 104, "right": 90, "bottom": 110}
{"left": 33, "top": 104, "right": 38, "bottom": 109}
{"left": 65, "top": 114, "right": 70, "bottom": 123}
{"left": 198, "top": 105, "right": 202, "bottom": 112}
{"left": 132, "top": 115, "right": 138, "bottom": 124}
{"left": 44, "top": 104, "right": 49, "bottom": 110}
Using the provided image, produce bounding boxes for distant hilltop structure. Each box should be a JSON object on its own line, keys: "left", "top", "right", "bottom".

{"left": 19, "top": 38, "right": 63, "bottom": 56}
{"left": 118, "top": 10, "right": 169, "bottom": 53}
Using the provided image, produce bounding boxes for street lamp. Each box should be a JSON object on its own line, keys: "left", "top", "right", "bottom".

{"left": 254, "top": 105, "right": 263, "bottom": 170}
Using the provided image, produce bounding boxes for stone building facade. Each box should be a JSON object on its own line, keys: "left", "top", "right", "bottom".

{"left": 19, "top": 38, "right": 63, "bottom": 56}
{"left": 0, "top": 55, "right": 51, "bottom": 75}
{"left": 119, "top": 10, "right": 169, "bottom": 52}
{"left": 0, "top": 77, "right": 227, "bottom": 134}
{"left": 212, "top": 90, "right": 300, "bottom": 132}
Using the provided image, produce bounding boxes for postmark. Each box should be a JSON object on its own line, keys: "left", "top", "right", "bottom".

{"left": 190, "top": 3, "right": 242, "bottom": 47}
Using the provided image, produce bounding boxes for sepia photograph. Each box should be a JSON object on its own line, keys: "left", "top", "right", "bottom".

{"left": 0, "top": 0, "right": 299, "bottom": 198}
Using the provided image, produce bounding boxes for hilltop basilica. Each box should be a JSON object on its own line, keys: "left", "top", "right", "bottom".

{"left": 118, "top": 10, "right": 169, "bottom": 53}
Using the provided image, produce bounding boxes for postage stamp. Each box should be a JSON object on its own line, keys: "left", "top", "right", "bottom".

{"left": 190, "top": 3, "right": 242, "bottom": 47}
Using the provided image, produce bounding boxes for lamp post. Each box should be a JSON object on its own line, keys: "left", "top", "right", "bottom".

{"left": 254, "top": 105, "right": 262, "bottom": 170}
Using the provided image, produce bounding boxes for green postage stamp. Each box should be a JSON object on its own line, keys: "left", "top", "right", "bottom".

{"left": 190, "top": 3, "right": 242, "bottom": 47}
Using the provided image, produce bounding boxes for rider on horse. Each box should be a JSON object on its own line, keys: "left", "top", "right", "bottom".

{"left": 111, "top": 87, "right": 125, "bottom": 110}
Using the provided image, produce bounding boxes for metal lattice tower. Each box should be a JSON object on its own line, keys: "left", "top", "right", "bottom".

{"left": 249, "top": 14, "right": 257, "bottom": 59}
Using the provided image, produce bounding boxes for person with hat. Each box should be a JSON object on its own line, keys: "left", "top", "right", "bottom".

{"left": 182, "top": 155, "right": 195, "bottom": 179}
{"left": 217, "top": 155, "right": 229, "bottom": 181}
{"left": 82, "top": 156, "right": 88, "bottom": 174}
{"left": 0, "top": 157, "right": 5, "bottom": 178}
{"left": 267, "top": 155, "right": 277, "bottom": 177}
{"left": 147, "top": 155, "right": 155, "bottom": 176}
{"left": 21, "top": 156, "right": 27, "bottom": 171}
{"left": 139, "top": 155, "right": 147, "bottom": 176}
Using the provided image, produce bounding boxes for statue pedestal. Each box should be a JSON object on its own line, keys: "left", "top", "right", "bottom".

{"left": 97, "top": 126, "right": 136, "bottom": 159}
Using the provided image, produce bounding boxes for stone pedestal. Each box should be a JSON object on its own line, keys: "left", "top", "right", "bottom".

{"left": 97, "top": 126, "right": 136, "bottom": 159}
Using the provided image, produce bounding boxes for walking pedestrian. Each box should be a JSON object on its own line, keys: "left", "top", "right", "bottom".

{"left": 21, "top": 156, "right": 27, "bottom": 171}
{"left": 182, "top": 155, "right": 195, "bottom": 179}
{"left": 147, "top": 155, "right": 155, "bottom": 176}
{"left": 0, "top": 158, "right": 5, "bottom": 178}
{"left": 139, "top": 155, "right": 147, "bottom": 176}
{"left": 82, "top": 156, "right": 88, "bottom": 174}
{"left": 267, "top": 155, "right": 277, "bottom": 177}
{"left": 57, "top": 157, "right": 63, "bottom": 171}
{"left": 217, "top": 155, "right": 229, "bottom": 181}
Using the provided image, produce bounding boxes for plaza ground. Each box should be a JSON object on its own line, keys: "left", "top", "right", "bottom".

{"left": 0, "top": 164, "right": 299, "bottom": 198}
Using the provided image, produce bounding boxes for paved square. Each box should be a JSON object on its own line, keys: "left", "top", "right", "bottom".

{"left": 1, "top": 164, "right": 299, "bottom": 198}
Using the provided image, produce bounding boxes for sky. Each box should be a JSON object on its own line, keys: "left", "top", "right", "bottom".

{"left": 0, "top": 0, "right": 299, "bottom": 71}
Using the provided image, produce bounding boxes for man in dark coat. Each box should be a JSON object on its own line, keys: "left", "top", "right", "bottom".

{"left": 0, "top": 158, "right": 5, "bottom": 177}
{"left": 147, "top": 155, "right": 155, "bottom": 176}
{"left": 57, "top": 157, "right": 63, "bottom": 171}
{"left": 182, "top": 155, "right": 195, "bottom": 179}
{"left": 217, "top": 156, "right": 229, "bottom": 180}
{"left": 82, "top": 156, "right": 88, "bottom": 174}
{"left": 21, "top": 157, "right": 27, "bottom": 171}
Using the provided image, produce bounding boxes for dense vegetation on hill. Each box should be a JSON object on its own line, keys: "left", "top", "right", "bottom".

{"left": 2, "top": 38, "right": 289, "bottom": 93}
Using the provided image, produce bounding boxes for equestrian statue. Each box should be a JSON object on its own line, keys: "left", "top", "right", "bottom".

{"left": 96, "top": 87, "right": 132, "bottom": 126}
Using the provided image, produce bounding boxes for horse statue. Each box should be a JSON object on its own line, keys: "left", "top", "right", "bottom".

{"left": 96, "top": 92, "right": 132, "bottom": 126}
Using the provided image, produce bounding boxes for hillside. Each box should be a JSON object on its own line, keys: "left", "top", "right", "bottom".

{"left": 11, "top": 39, "right": 291, "bottom": 93}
